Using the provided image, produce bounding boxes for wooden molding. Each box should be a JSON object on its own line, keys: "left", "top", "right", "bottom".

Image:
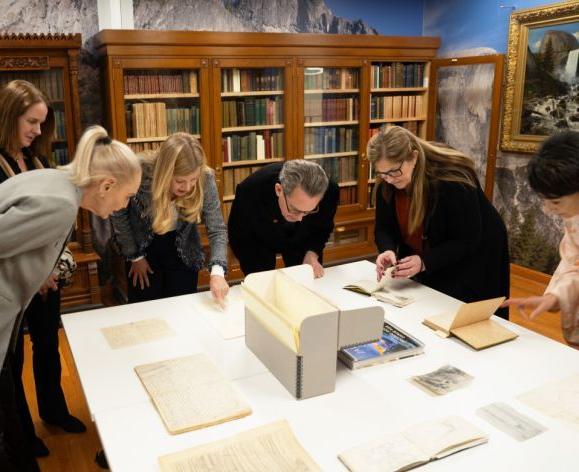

{"left": 511, "top": 263, "right": 551, "bottom": 285}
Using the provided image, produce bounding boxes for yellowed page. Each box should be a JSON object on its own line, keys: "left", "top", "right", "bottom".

{"left": 241, "top": 283, "right": 299, "bottom": 353}
{"left": 158, "top": 420, "right": 321, "bottom": 472}
{"left": 449, "top": 297, "right": 505, "bottom": 330}
{"left": 135, "top": 354, "right": 251, "bottom": 435}
{"left": 100, "top": 318, "right": 175, "bottom": 349}
{"left": 422, "top": 311, "right": 455, "bottom": 335}
{"left": 403, "top": 416, "right": 488, "bottom": 459}
{"left": 339, "top": 433, "right": 427, "bottom": 472}
{"left": 519, "top": 373, "right": 579, "bottom": 432}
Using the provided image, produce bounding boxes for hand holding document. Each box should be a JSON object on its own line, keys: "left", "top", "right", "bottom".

{"left": 192, "top": 286, "right": 245, "bottom": 339}
{"left": 343, "top": 267, "right": 415, "bottom": 308}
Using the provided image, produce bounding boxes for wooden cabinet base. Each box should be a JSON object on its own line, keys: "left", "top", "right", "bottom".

{"left": 61, "top": 250, "right": 102, "bottom": 312}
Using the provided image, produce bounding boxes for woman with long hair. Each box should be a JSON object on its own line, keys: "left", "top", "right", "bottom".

{"left": 0, "top": 122, "right": 141, "bottom": 471}
{"left": 368, "top": 125, "right": 509, "bottom": 317}
{"left": 111, "top": 133, "right": 229, "bottom": 305}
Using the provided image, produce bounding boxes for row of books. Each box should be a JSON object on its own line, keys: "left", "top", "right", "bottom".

{"left": 124, "top": 70, "right": 198, "bottom": 95}
{"left": 0, "top": 70, "right": 64, "bottom": 101}
{"left": 222, "top": 165, "right": 262, "bottom": 196}
{"left": 371, "top": 62, "right": 425, "bottom": 89}
{"left": 128, "top": 141, "right": 162, "bottom": 154}
{"left": 53, "top": 109, "right": 67, "bottom": 140}
{"left": 222, "top": 201, "right": 233, "bottom": 221}
{"left": 310, "top": 155, "right": 358, "bottom": 185}
{"left": 221, "top": 68, "right": 283, "bottom": 93}
{"left": 126, "top": 102, "right": 200, "bottom": 139}
{"left": 222, "top": 96, "right": 283, "bottom": 128}
{"left": 369, "top": 120, "right": 419, "bottom": 138}
{"left": 304, "top": 96, "right": 359, "bottom": 123}
{"left": 222, "top": 130, "right": 284, "bottom": 162}
{"left": 304, "top": 126, "right": 358, "bottom": 156}
{"left": 304, "top": 68, "right": 358, "bottom": 90}
{"left": 52, "top": 147, "right": 69, "bottom": 166}
{"left": 339, "top": 186, "right": 357, "bottom": 206}
{"left": 370, "top": 95, "right": 424, "bottom": 120}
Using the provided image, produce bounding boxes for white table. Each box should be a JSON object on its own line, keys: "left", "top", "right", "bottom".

{"left": 63, "top": 261, "right": 579, "bottom": 471}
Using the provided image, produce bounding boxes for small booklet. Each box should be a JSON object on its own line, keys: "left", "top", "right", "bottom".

{"left": 338, "top": 416, "right": 488, "bottom": 472}
{"left": 339, "top": 320, "right": 424, "bottom": 369}
{"left": 343, "top": 268, "right": 414, "bottom": 308}
{"left": 423, "top": 296, "right": 517, "bottom": 350}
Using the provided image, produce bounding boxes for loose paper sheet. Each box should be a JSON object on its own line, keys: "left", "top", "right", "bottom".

{"left": 135, "top": 354, "right": 251, "bottom": 434}
{"left": 158, "top": 420, "right": 321, "bottom": 472}
{"left": 191, "top": 286, "right": 245, "bottom": 339}
{"left": 101, "top": 318, "right": 175, "bottom": 349}
{"left": 476, "top": 402, "right": 547, "bottom": 441}
{"left": 518, "top": 373, "right": 579, "bottom": 432}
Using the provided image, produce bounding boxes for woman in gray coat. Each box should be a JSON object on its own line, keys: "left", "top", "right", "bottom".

{"left": 111, "top": 133, "right": 229, "bottom": 306}
{"left": 0, "top": 125, "right": 141, "bottom": 471}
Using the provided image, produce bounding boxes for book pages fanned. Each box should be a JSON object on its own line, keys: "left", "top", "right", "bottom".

{"left": 518, "top": 373, "right": 579, "bottom": 432}
{"left": 101, "top": 318, "right": 175, "bottom": 349}
{"left": 158, "top": 420, "right": 321, "bottom": 472}
{"left": 338, "top": 416, "right": 488, "bottom": 472}
{"left": 135, "top": 354, "right": 252, "bottom": 434}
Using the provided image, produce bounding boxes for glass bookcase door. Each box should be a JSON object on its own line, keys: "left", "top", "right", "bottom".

{"left": 122, "top": 68, "right": 201, "bottom": 154}
{"left": 302, "top": 66, "right": 361, "bottom": 208}
{"left": 0, "top": 68, "right": 70, "bottom": 166}
{"left": 215, "top": 61, "right": 291, "bottom": 221}
{"left": 368, "top": 61, "right": 429, "bottom": 209}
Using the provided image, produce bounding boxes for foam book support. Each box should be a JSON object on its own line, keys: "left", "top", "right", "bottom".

{"left": 241, "top": 265, "right": 384, "bottom": 399}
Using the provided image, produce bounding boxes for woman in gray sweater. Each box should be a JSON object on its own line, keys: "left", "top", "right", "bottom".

{"left": 111, "top": 133, "right": 229, "bottom": 306}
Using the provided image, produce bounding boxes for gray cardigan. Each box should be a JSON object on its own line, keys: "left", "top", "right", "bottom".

{"left": 110, "top": 165, "right": 228, "bottom": 272}
{"left": 0, "top": 169, "right": 79, "bottom": 366}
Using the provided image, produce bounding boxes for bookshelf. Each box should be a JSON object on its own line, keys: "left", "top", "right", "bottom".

{"left": 0, "top": 33, "right": 101, "bottom": 309}
{"left": 95, "top": 30, "right": 439, "bottom": 283}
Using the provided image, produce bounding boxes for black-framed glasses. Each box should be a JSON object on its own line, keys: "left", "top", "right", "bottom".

{"left": 282, "top": 191, "right": 319, "bottom": 216}
{"left": 375, "top": 160, "right": 404, "bottom": 179}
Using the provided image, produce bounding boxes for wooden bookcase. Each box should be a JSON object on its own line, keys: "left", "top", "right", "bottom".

{"left": 0, "top": 33, "right": 101, "bottom": 309}
{"left": 95, "top": 30, "right": 439, "bottom": 285}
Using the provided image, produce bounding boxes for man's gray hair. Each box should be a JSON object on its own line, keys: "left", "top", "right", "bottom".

{"left": 279, "top": 159, "right": 329, "bottom": 197}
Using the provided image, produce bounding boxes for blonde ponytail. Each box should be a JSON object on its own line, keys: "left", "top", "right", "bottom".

{"left": 59, "top": 125, "right": 140, "bottom": 187}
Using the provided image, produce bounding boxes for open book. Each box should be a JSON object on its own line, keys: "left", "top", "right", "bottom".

{"left": 343, "top": 268, "right": 414, "bottom": 308}
{"left": 134, "top": 354, "right": 251, "bottom": 434}
{"left": 158, "top": 420, "right": 321, "bottom": 472}
{"left": 423, "top": 297, "right": 516, "bottom": 350}
{"left": 338, "top": 416, "right": 488, "bottom": 472}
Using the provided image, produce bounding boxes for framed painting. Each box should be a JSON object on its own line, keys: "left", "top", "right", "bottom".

{"left": 501, "top": 1, "right": 579, "bottom": 153}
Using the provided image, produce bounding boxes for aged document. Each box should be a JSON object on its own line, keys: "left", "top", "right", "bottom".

{"left": 339, "top": 416, "right": 488, "bottom": 472}
{"left": 411, "top": 365, "right": 473, "bottom": 396}
{"left": 192, "top": 286, "right": 245, "bottom": 339}
{"left": 477, "top": 402, "right": 547, "bottom": 441}
{"left": 101, "top": 318, "right": 175, "bottom": 349}
{"left": 135, "top": 354, "right": 252, "bottom": 434}
{"left": 518, "top": 373, "right": 579, "bottom": 432}
{"left": 158, "top": 420, "right": 321, "bottom": 472}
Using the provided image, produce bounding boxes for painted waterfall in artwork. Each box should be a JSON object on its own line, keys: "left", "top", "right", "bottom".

{"left": 522, "top": 21, "right": 579, "bottom": 135}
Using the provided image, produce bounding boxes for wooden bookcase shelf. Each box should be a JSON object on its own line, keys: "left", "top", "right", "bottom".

{"left": 95, "top": 30, "right": 439, "bottom": 286}
{"left": 0, "top": 33, "right": 101, "bottom": 309}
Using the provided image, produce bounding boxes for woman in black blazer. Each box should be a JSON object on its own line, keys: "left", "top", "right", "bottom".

{"left": 368, "top": 126, "right": 509, "bottom": 318}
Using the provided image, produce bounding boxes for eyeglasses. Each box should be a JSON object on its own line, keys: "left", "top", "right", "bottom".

{"left": 375, "top": 161, "right": 404, "bottom": 179}
{"left": 282, "top": 191, "right": 319, "bottom": 216}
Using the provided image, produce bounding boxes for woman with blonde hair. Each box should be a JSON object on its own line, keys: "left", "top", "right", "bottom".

{"left": 111, "top": 133, "right": 229, "bottom": 305}
{"left": 0, "top": 123, "right": 141, "bottom": 471}
{"left": 368, "top": 125, "right": 509, "bottom": 317}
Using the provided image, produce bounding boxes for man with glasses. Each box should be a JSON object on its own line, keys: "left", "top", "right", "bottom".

{"left": 228, "top": 159, "right": 339, "bottom": 277}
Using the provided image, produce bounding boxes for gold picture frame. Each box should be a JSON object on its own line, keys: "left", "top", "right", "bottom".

{"left": 501, "top": 1, "right": 579, "bottom": 153}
